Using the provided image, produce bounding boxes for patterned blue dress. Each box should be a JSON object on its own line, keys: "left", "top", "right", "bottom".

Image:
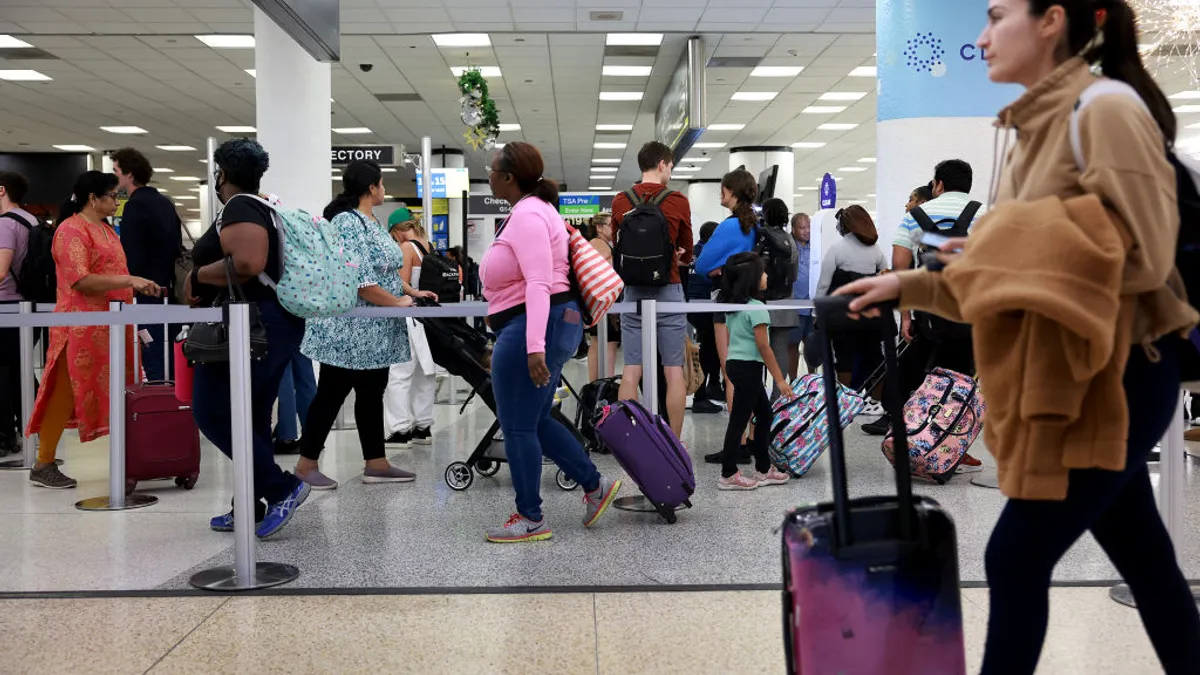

{"left": 301, "top": 210, "right": 411, "bottom": 369}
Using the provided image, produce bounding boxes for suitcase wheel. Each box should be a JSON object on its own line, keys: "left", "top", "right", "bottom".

{"left": 555, "top": 469, "right": 578, "bottom": 491}
{"left": 682, "top": 499, "right": 693, "bottom": 509}
{"left": 125, "top": 480, "right": 137, "bottom": 495}
{"left": 445, "top": 462, "right": 474, "bottom": 491}
{"left": 474, "top": 459, "right": 500, "bottom": 477}
{"left": 658, "top": 505, "right": 678, "bottom": 525}
{"left": 175, "top": 475, "right": 198, "bottom": 490}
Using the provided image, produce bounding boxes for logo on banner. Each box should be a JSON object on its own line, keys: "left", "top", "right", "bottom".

{"left": 819, "top": 173, "right": 837, "bottom": 210}
{"left": 904, "top": 32, "right": 947, "bottom": 76}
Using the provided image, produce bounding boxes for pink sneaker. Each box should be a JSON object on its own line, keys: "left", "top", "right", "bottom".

{"left": 718, "top": 471, "right": 759, "bottom": 491}
{"left": 753, "top": 467, "right": 791, "bottom": 486}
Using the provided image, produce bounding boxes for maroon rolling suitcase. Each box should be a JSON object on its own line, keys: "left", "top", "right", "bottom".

{"left": 125, "top": 334, "right": 200, "bottom": 494}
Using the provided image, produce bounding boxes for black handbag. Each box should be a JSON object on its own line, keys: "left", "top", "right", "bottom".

{"left": 182, "top": 257, "right": 269, "bottom": 364}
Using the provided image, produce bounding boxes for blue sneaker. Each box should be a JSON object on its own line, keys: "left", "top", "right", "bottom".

{"left": 256, "top": 481, "right": 311, "bottom": 540}
{"left": 210, "top": 510, "right": 235, "bottom": 532}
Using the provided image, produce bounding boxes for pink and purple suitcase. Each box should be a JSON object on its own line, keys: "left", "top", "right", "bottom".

{"left": 782, "top": 295, "right": 966, "bottom": 675}
{"left": 594, "top": 399, "right": 694, "bottom": 523}
{"left": 882, "top": 368, "right": 985, "bottom": 484}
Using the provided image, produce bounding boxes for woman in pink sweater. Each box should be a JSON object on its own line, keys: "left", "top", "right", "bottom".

{"left": 481, "top": 142, "right": 622, "bottom": 543}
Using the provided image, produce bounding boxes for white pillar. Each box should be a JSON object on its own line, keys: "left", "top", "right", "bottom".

{"left": 728, "top": 146, "right": 795, "bottom": 212}
{"left": 101, "top": 153, "right": 114, "bottom": 174}
{"left": 686, "top": 179, "right": 724, "bottom": 241}
{"left": 253, "top": 7, "right": 332, "bottom": 215}
{"left": 433, "top": 149, "right": 465, "bottom": 250}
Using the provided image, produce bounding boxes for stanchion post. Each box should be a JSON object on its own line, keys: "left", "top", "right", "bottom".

{"left": 642, "top": 299, "right": 658, "bottom": 415}
{"left": 0, "top": 302, "right": 38, "bottom": 470}
{"left": 597, "top": 313, "right": 609, "bottom": 379}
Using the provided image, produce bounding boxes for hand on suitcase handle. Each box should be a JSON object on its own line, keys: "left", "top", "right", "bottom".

{"left": 827, "top": 274, "right": 901, "bottom": 319}
{"left": 816, "top": 292, "right": 898, "bottom": 326}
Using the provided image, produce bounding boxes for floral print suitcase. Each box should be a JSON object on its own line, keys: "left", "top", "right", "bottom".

{"left": 769, "top": 374, "right": 866, "bottom": 477}
{"left": 881, "top": 369, "right": 985, "bottom": 484}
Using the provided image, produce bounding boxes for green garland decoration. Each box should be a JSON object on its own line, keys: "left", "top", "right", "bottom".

{"left": 457, "top": 69, "right": 500, "bottom": 140}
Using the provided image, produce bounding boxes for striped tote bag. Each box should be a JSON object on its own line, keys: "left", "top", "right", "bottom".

{"left": 565, "top": 224, "right": 624, "bottom": 328}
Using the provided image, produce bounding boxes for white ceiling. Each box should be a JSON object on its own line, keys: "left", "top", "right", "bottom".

{"left": 0, "top": 0, "right": 1196, "bottom": 222}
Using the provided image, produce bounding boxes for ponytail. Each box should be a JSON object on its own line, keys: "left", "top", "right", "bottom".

{"left": 533, "top": 177, "right": 559, "bottom": 206}
{"left": 323, "top": 192, "right": 358, "bottom": 221}
{"left": 721, "top": 168, "right": 759, "bottom": 234}
{"left": 1094, "top": 0, "right": 1176, "bottom": 143}
{"left": 57, "top": 197, "right": 82, "bottom": 224}
{"left": 324, "top": 159, "right": 383, "bottom": 221}
{"left": 58, "top": 170, "right": 118, "bottom": 224}
{"left": 732, "top": 203, "right": 756, "bottom": 235}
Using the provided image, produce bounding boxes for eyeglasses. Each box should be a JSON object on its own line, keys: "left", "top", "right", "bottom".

{"left": 103, "top": 192, "right": 119, "bottom": 200}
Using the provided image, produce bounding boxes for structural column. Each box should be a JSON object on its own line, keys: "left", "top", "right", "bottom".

{"left": 432, "top": 148, "right": 465, "bottom": 252}
{"left": 876, "top": 0, "right": 1020, "bottom": 259}
{"left": 685, "top": 179, "right": 724, "bottom": 242}
{"left": 253, "top": 7, "right": 332, "bottom": 215}
{"left": 728, "top": 146, "right": 794, "bottom": 210}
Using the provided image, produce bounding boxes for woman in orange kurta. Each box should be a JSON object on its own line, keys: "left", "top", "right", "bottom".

{"left": 26, "top": 171, "right": 162, "bottom": 489}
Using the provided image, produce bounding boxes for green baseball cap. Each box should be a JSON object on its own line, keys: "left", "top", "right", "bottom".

{"left": 388, "top": 207, "right": 415, "bottom": 228}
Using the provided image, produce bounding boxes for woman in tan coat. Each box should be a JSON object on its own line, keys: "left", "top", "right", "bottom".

{"left": 839, "top": 1, "right": 1200, "bottom": 673}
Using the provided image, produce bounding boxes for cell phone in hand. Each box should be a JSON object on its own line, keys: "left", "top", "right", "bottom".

{"left": 919, "top": 232, "right": 953, "bottom": 250}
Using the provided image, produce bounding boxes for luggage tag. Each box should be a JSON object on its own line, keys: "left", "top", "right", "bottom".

{"left": 138, "top": 329, "right": 153, "bottom": 345}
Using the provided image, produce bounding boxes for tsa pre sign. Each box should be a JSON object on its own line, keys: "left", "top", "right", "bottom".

{"left": 559, "top": 195, "right": 600, "bottom": 216}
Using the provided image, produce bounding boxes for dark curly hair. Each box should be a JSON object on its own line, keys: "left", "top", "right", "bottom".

{"left": 718, "top": 251, "right": 765, "bottom": 305}
{"left": 214, "top": 138, "right": 270, "bottom": 194}
{"left": 761, "top": 197, "right": 789, "bottom": 228}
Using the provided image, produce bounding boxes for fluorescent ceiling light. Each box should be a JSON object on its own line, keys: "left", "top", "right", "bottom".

{"left": 591, "top": 167, "right": 618, "bottom": 173}
{"left": 216, "top": 125, "right": 256, "bottom": 133}
{"left": 157, "top": 145, "right": 196, "bottom": 151}
{"left": 170, "top": 176, "right": 202, "bottom": 182}
{"left": 838, "top": 167, "right": 868, "bottom": 172}
{"left": 0, "top": 70, "right": 51, "bottom": 81}
{"left": 674, "top": 166, "right": 702, "bottom": 172}
{"left": 100, "top": 126, "right": 147, "bottom": 134}
{"left": 792, "top": 142, "right": 826, "bottom": 149}
{"left": 53, "top": 145, "right": 95, "bottom": 152}
{"left": 195, "top": 35, "right": 255, "bottom": 49}
{"left": 795, "top": 187, "right": 817, "bottom": 191}
{"left": 599, "top": 91, "right": 644, "bottom": 101}
{"left": 381, "top": 167, "right": 397, "bottom": 173}
{"left": 606, "top": 33, "right": 662, "bottom": 46}
{"left": 819, "top": 92, "right": 867, "bottom": 101}
{"left": 189, "top": 187, "right": 202, "bottom": 192}
{"left": 498, "top": 123, "right": 521, "bottom": 131}
{"left": 849, "top": 66, "right": 877, "bottom": 77}
{"left": 333, "top": 127, "right": 372, "bottom": 134}
{"left": 450, "top": 66, "right": 501, "bottom": 78}
{"left": 594, "top": 142, "right": 627, "bottom": 149}
{"left": 432, "top": 34, "right": 491, "bottom": 47}
{"left": 589, "top": 186, "right": 612, "bottom": 191}
{"left": 686, "top": 157, "right": 711, "bottom": 162}
{"left": 1174, "top": 105, "right": 1200, "bottom": 113}
{"left": 154, "top": 167, "right": 174, "bottom": 173}
{"left": 692, "top": 142, "right": 726, "bottom": 149}
{"left": 1170, "top": 91, "right": 1200, "bottom": 100}
{"left": 751, "top": 66, "right": 803, "bottom": 77}
{"left": 802, "top": 106, "right": 846, "bottom": 114}
{"left": 187, "top": 208, "right": 200, "bottom": 212}
{"left": 817, "top": 123, "right": 858, "bottom": 131}
{"left": 731, "top": 91, "right": 778, "bottom": 101}
{"left": 707, "top": 124, "right": 745, "bottom": 131}
{"left": 245, "top": 69, "right": 256, "bottom": 78}
{"left": 596, "top": 124, "right": 634, "bottom": 131}
{"left": 592, "top": 158, "right": 622, "bottom": 164}
{"left": 589, "top": 176, "right": 612, "bottom": 181}
{"left": 174, "top": 195, "right": 198, "bottom": 201}
{"left": 603, "top": 65, "right": 653, "bottom": 77}
{"left": 0, "top": 36, "right": 34, "bottom": 48}
{"left": 859, "top": 157, "right": 877, "bottom": 163}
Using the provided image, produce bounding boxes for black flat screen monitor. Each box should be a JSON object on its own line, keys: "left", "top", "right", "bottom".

{"left": 756, "top": 165, "right": 779, "bottom": 205}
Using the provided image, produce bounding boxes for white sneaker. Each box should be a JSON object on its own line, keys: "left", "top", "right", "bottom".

{"left": 860, "top": 398, "right": 884, "bottom": 417}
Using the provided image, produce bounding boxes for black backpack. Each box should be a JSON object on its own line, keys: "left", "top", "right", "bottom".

{"left": 2, "top": 211, "right": 56, "bottom": 305}
{"left": 909, "top": 201, "right": 982, "bottom": 342}
{"left": 1169, "top": 153, "right": 1200, "bottom": 380}
{"left": 755, "top": 223, "right": 798, "bottom": 300}
{"left": 614, "top": 188, "right": 675, "bottom": 287}
{"left": 412, "top": 240, "right": 462, "bottom": 303}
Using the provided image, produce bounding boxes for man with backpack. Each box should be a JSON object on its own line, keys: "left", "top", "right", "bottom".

{"left": 0, "top": 170, "right": 37, "bottom": 455}
{"left": 611, "top": 141, "right": 694, "bottom": 437}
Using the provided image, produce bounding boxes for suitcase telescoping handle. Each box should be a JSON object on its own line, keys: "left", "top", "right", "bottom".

{"left": 813, "top": 294, "right": 915, "bottom": 548}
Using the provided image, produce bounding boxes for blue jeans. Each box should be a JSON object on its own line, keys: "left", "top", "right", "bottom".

{"left": 274, "top": 351, "right": 316, "bottom": 441}
{"left": 192, "top": 299, "right": 303, "bottom": 506}
{"left": 135, "top": 295, "right": 179, "bottom": 382}
{"left": 492, "top": 301, "right": 599, "bottom": 521}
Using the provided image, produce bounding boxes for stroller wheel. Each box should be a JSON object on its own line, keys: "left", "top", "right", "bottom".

{"left": 445, "top": 462, "right": 474, "bottom": 491}
{"left": 475, "top": 459, "right": 500, "bottom": 476}
{"left": 556, "top": 469, "right": 578, "bottom": 491}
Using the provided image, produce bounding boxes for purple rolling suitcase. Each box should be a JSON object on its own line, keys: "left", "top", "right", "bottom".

{"left": 781, "top": 295, "right": 966, "bottom": 675}
{"left": 594, "top": 399, "right": 695, "bottom": 523}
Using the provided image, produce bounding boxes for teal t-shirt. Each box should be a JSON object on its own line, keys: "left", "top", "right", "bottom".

{"left": 726, "top": 299, "right": 771, "bottom": 363}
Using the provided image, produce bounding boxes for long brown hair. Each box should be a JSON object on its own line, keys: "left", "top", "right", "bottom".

{"left": 836, "top": 205, "right": 878, "bottom": 246}
{"left": 721, "top": 169, "right": 758, "bottom": 234}
{"left": 495, "top": 141, "right": 559, "bottom": 205}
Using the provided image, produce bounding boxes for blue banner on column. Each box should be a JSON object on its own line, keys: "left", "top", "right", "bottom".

{"left": 431, "top": 215, "right": 449, "bottom": 251}
{"left": 878, "top": 0, "right": 1021, "bottom": 121}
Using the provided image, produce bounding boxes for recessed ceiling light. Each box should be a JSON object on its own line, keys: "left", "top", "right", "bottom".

{"left": 599, "top": 92, "right": 644, "bottom": 101}
{"left": 594, "top": 142, "right": 627, "bottom": 149}
{"left": 802, "top": 106, "right": 847, "bottom": 114}
{"left": 381, "top": 167, "right": 397, "bottom": 173}
{"left": 498, "top": 123, "right": 521, "bottom": 131}
{"left": 1170, "top": 91, "right": 1200, "bottom": 100}
{"left": 1174, "top": 105, "right": 1200, "bottom": 113}
{"left": 591, "top": 167, "right": 618, "bottom": 173}
{"left": 170, "top": 176, "right": 202, "bottom": 182}
{"left": 792, "top": 142, "right": 827, "bottom": 149}
{"left": 596, "top": 124, "right": 634, "bottom": 131}
{"left": 732, "top": 91, "right": 778, "bottom": 101}
{"left": 674, "top": 166, "right": 702, "bottom": 172}
{"left": 53, "top": 144, "right": 95, "bottom": 152}
{"left": 692, "top": 142, "right": 727, "bottom": 149}
{"left": 590, "top": 176, "right": 612, "bottom": 181}
{"left": 817, "top": 123, "right": 858, "bottom": 131}
{"left": 686, "top": 157, "right": 711, "bottom": 162}
{"left": 707, "top": 124, "right": 745, "bottom": 131}
{"left": 450, "top": 66, "right": 501, "bottom": 78}
{"left": 859, "top": 157, "right": 877, "bottom": 163}
{"left": 868, "top": 193, "right": 877, "bottom": 197}
{"left": 819, "top": 92, "right": 867, "bottom": 101}
{"left": 157, "top": 145, "right": 196, "bottom": 151}
{"left": 849, "top": 66, "right": 877, "bottom": 77}
{"left": 216, "top": 125, "right": 256, "bottom": 133}
{"left": 189, "top": 187, "right": 202, "bottom": 192}
{"left": 333, "top": 127, "right": 372, "bottom": 134}
{"left": 174, "top": 195, "right": 198, "bottom": 201}
{"left": 838, "top": 167, "right": 868, "bottom": 172}
{"left": 592, "top": 158, "right": 622, "bottom": 164}
{"left": 187, "top": 208, "right": 201, "bottom": 212}
{"left": 0, "top": 70, "right": 51, "bottom": 81}
{"left": 795, "top": 187, "right": 817, "bottom": 191}
{"left": 244, "top": 69, "right": 256, "bottom": 78}
{"left": 603, "top": 65, "right": 653, "bottom": 77}
{"left": 100, "top": 126, "right": 148, "bottom": 134}
{"left": 195, "top": 35, "right": 255, "bottom": 49}
{"left": 0, "top": 35, "right": 33, "bottom": 49}
{"left": 432, "top": 34, "right": 491, "bottom": 47}
{"left": 606, "top": 33, "right": 662, "bottom": 46}
{"left": 751, "top": 66, "right": 803, "bottom": 77}
{"left": 589, "top": 186, "right": 612, "bottom": 191}
{"left": 154, "top": 167, "right": 174, "bottom": 173}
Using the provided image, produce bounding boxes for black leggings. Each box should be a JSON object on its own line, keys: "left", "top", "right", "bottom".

{"left": 722, "top": 359, "right": 772, "bottom": 478}
{"left": 981, "top": 340, "right": 1200, "bottom": 674}
{"left": 300, "top": 364, "right": 389, "bottom": 462}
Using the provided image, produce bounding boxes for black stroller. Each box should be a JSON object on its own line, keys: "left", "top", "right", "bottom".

{"left": 414, "top": 302, "right": 587, "bottom": 492}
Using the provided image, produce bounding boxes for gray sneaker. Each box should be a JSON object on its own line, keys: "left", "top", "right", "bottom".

{"left": 296, "top": 468, "right": 338, "bottom": 490}
{"left": 30, "top": 463, "right": 77, "bottom": 489}
{"left": 583, "top": 476, "right": 622, "bottom": 527}
{"left": 362, "top": 464, "right": 416, "bottom": 484}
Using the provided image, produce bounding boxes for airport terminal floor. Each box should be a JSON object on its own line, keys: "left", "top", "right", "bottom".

{"left": 2, "top": 359, "right": 1197, "bottom": 674}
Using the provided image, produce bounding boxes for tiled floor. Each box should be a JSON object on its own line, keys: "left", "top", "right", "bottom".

{"left": 0, "top": 587, "right": 1168, "bottom": 674}
{"left": 0, "top": 360, "right": 1198, "bottom": 593}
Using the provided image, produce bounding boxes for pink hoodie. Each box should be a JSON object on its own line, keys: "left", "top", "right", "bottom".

{"left": 480, "top": 195, "right": 572, "bottom": 353}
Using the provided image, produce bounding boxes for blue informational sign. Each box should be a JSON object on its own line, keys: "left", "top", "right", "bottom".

{"left": 431, "top": 214, "right": 450, "bottom": 251}
{"left": 819, "top": 173, "right": 837, "bottom": 210}
{"left": 416, "top": 167, "right": 470, "bottom": 199}
{"left": 877, "top": 0, "right": 1021, "bottom": 121}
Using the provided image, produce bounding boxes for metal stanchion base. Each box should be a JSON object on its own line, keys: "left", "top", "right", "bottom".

{"left": 969, "top": 469, "right": 1000, "bottom": 490}
{"left": 0, "top": 458, "right": 62, "bottom": 471}
{"left": 74, "top": 494, "right": 158, "bottom": 511}
{"left": 612, "top": 495, "right": 686, "bottom": 513}
{"left": 1110, "top": 582, "right": 1200, "bottom": 608}
{"left": 189, "top": 562, "right": 300, "bottom": 591}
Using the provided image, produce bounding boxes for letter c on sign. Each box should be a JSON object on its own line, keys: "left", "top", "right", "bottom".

{"left": 960, "top": 44, "right": 976, "bottom": 61}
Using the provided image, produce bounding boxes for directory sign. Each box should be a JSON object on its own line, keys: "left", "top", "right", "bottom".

{"left": 331, "top": 145, "right": 397, "bottom": 166}
{"left": 416, "top": 167, "right": 470, "bottom": 199}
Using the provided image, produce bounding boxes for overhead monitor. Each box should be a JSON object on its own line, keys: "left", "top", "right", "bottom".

{"left": 756, "top": 165, "right": 779, "bottom": 205}
{"left": 654, "top": 36, "right": 706, "bottom": 163}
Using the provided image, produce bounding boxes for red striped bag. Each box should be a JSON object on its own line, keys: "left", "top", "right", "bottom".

{"left": 566, "top": 224, "right": 623, "bottom": 327}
